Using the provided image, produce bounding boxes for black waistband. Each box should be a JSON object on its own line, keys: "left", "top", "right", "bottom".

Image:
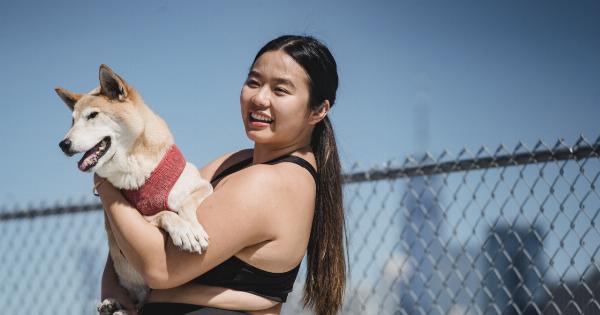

{"left": 140, "top": 303, "right": 249, "bottom": 315}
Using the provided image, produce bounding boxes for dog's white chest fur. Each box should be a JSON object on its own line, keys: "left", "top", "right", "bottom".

{"left": 100, "top": 162, "right": 213, "bottom": 315}
{"left": 103, "top": 159, "right": 212, "bottom": 313}
{"left": 54, "top": 64, "right": 213, "bottom": 315}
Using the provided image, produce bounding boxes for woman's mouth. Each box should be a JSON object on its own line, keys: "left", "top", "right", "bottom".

{"left": 248, "top": 112, "right": 273, "bottom": 127}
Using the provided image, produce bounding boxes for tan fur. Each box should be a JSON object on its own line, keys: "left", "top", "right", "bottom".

{"left": 67, "top": 80, "right": 172, "bottom": 163}
{"left": 57, "top": 65, "right": 212, "bottom": 315}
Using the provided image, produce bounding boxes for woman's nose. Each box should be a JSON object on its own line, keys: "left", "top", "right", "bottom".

{"left": 251, "top": 86, "right": 270, "bottom": 107}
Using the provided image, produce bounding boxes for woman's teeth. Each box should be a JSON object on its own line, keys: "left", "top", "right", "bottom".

{"left": 250, "top": 112, "right": 273, "bottom": 123}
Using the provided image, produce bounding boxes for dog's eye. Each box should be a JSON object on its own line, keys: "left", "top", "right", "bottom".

{"left": 87, "top": 112, "right": 99, "bottom": 120}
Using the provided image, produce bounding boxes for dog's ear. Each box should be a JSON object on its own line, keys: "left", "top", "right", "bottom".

{"left": 99, "top": 64, "right": 129, "bottom": 101}
{"left": 54, "top": 87, "right": 81, "bottom": 111}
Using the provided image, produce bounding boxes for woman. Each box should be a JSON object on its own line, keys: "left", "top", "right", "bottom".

{"left": 97, "top": 35, "right": 346, "bottom": 315}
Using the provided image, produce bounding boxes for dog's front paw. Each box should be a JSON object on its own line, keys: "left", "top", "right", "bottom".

{"left": 97, "top": 298, "right": 121, "bottom": 315}
{"left": 167, "top": 221, "right": 209, "bottom": 254}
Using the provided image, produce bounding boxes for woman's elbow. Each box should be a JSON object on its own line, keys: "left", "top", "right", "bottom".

{"left": 143, "top": 267, "right": 175, "bottom": 289}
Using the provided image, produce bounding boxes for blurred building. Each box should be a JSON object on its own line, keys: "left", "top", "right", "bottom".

{"left": 542, "top": 269, "right": 600, "bottom": 315}
{"left": 399, "top": 171, "right": 446, "bottom": 314}
{"left": 482, "top": 224, "right": 547, "bottom": 315}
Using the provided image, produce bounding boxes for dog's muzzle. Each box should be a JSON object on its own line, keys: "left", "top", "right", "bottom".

{"left": 59, "top": 139, "right": 76, "bottom": 156}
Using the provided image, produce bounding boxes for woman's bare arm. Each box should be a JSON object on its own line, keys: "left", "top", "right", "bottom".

{"left": 95, "top": 164, "right": 288, "bottom": 289}
{"left": 100, "top": 149, "right": 282, "bottom": 312}
{"left": 103, "top": 193, "right": 279, "bottom": 312}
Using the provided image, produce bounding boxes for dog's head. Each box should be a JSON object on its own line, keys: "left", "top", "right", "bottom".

{"left": 56, "top": 64, "right": 146, "bottom": 172}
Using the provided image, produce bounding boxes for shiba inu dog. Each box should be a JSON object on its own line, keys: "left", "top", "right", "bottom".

{"left": 56, "top": 64, "right": 212, "bottom": 315}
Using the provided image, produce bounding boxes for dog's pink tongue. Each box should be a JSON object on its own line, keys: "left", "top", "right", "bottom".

{"left": 78, "top": 159, "right": 88, "bottom": 171}
{"left": 78, "top": 150, "right": 98, "bottom": 171}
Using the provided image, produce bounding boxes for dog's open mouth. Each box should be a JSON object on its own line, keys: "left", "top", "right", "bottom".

{"left": 78, "top": 136, "right": 111, "bottom": 172}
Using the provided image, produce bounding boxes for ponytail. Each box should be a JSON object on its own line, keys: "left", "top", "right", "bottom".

{"left": 251, "top": 35, "right": 346, "bottom": 314}
{"left": 304, "top": 116, "right": 346, "bottom": 315}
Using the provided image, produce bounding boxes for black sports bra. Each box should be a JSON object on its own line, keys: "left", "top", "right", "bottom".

{"left": 193, "top": 153, "right": 318, "bottom": 302}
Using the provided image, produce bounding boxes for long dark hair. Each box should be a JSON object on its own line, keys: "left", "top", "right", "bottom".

{"left": 252, "top": 35, "right": 346, "bottom": 315}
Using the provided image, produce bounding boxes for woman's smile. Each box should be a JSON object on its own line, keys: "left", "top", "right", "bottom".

{"left": 248, "top": 111, "right": 274, "bottom": 128}
{"left": 240, "top": 50, "right": 311, "bottom": 146}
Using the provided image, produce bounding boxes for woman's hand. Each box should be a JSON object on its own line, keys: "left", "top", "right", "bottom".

{"left": 101, "top": 254, "right": 139, "bottom": 315}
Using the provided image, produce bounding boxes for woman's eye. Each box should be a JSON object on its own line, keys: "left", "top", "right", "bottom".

{"left": 274, "top": 87, "right": 289, "bottom": 95}
{"left": 87, "top": 112, "right": 99, "bottom": 120}
{"left": 246, "top": 79, "right": 260, "bottom": 87}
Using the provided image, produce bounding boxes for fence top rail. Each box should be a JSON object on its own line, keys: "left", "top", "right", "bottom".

{"left": 0, "top": 202, "right": 102, "bottom": 220}
{"left": 342, "top": 136, "right": 600, "bottom": 184}
{"left": 2, "top": 136, "right": 599, "bottom": 220}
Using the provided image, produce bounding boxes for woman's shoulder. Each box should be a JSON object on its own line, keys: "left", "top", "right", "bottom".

{"left": 240, "top": 156, "right": 317, "bottom": 202}
{"left": 202, "top": 149, "right": 316, "bottom": 200}
{"left": 214, "top": 153, "right": 316, "bottom": 198}
{"left": 198, "top": 149, "right": 253, "bottom": 181}
{"left": 248, "top": 151, "right": 317, "bottom": 191}
{"left": 210, "top": 161, "right": 315, "bottom": 229}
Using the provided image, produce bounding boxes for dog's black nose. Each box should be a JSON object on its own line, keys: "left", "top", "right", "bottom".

{"left": 59, "top": 139, "right": 73, "bottom": 155}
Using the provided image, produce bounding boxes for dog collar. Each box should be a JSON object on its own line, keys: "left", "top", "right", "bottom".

{"left": 122, "top": 145, "right": 186, "bottom": 216}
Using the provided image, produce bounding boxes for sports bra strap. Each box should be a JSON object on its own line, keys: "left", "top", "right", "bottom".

{"left": 210, "top": 157, "right": 252, "bottom": 187}
{"left": 210, "top": 154, "right": 318, "bottom": 188}
{"left": 266, "top": 155, "right": 319, "bottom": 184}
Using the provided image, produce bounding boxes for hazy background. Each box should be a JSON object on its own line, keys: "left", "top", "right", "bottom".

{"left": 1, "top": 0, "right": 598, "bottom": 206}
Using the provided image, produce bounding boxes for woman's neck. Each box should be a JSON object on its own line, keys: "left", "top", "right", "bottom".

{"left": 252, "top": 142, "right": 311, "bottom": 164}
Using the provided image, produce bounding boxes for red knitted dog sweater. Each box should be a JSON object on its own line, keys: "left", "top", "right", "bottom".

{"left": 122, "top": 145, "right": 186, "bottom": 216}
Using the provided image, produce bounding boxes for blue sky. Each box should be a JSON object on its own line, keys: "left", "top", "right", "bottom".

{"left": 0, "top": 0, "right": 599, "bottom": 206}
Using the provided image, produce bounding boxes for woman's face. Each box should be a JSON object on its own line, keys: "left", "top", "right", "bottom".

{"left": 240, "top": 50, "right": 314, "bottom": 147}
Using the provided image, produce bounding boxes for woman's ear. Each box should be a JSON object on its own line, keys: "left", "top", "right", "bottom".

{"left": 309, "top": 100, "right": 330, "bottom": 125}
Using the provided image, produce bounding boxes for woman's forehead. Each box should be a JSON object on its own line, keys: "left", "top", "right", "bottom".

{"left": 251, "top": 50, "right": 309, "bottom": 83}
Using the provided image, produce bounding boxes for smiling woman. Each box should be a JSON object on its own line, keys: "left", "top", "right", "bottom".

{"left": 241, "top": 50, "right": 315, "bottom": 150}
{"left": 97, "top": 35, "right": 346, "bottom": 315}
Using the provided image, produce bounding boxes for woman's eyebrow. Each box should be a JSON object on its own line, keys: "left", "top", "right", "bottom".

{"left": 248, "top": 70, "right": 296, "bottom": 89}
{"left": 248, "top": 70, "right": 262, "bottom": 78}
{"left": 273, "top": 78, "right": 296, "bottom": 89}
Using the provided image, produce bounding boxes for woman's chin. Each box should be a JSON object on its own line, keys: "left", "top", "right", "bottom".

{"left": 245, "top": 131, "right": 274, "bottom": 144}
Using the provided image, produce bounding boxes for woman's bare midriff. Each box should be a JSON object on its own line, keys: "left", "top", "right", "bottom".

{"left": 147, "top": 282, "right": 281, "bottom": 314}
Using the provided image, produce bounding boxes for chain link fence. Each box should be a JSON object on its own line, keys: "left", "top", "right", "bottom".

{"left": 2, "top": 136, "right": 600, "bottom": 314}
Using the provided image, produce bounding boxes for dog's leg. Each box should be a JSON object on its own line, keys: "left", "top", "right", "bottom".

{"left": 147, "top": 206, "right": 209, "bottom": 254}
{"left": 178, "top": 185, "right": 212, "bottom": 252}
